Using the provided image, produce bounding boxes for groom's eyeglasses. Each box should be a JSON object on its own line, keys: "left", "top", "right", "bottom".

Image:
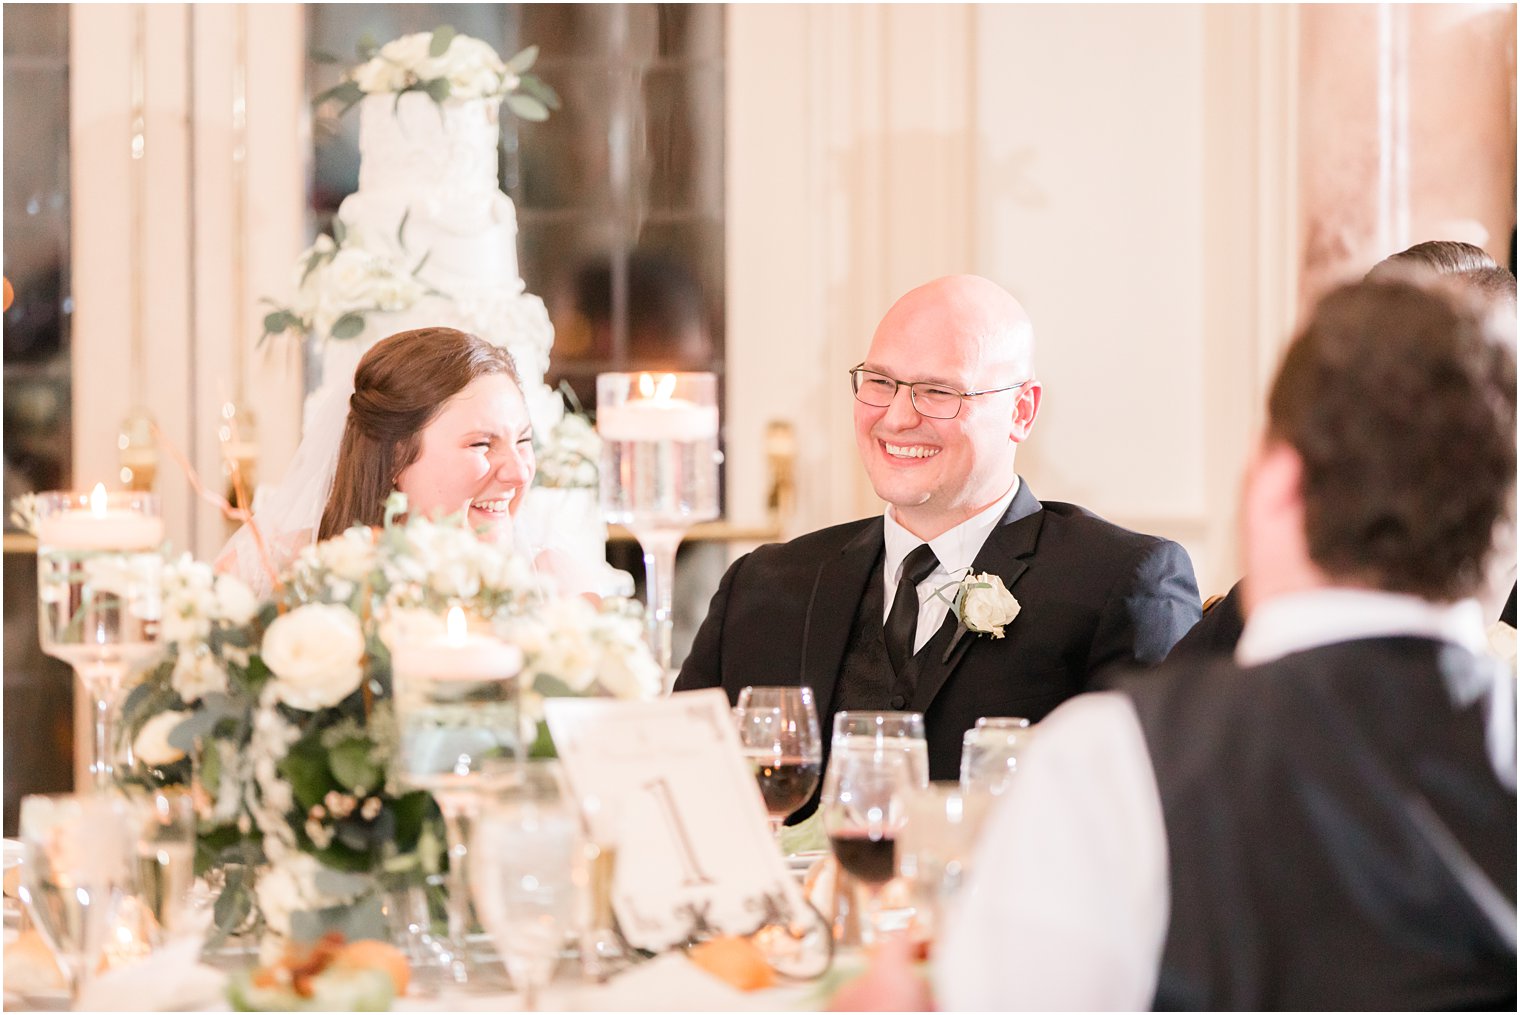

{"left": 848, "top": 365, "right": 1027, "bottom": 420}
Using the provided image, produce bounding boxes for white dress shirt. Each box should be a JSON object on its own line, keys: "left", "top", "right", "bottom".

{"left": 881, "top": 478, "right": 1020, "bottom": 654}
{"left": 933, "top": 587, "right": 1498, "bottom": 1011}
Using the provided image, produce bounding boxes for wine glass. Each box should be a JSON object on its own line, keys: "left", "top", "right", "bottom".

{"left": 17, "top": 793, "right": 139, "bottom": 1004}
{"left": 897, "top": 782, "right": 990, "bottom": 945}
{"left": 576, "top": 789, "right": 631, "bottom": 983}
{"left": 35, "top": 489, "right": 164, "bottom": 789}
{"left": 471, "top": 760, "right": 582, "bottom": 1011}
{"left": 735, "top": 686, "right": 823, "bottom": 837}
{"left": 820, "top": 742, "right": 916, "bottom": 941}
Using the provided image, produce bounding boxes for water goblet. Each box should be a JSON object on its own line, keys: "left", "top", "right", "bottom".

{"left": 471, "top": 760, "right": 582, "bottom": 1011}
{"left": 897, "top": 782, "right": 990, "bottom": 947}
{"left": 832, "top": 710, "right": 930, "bottom": 788}
{"left": 820, "top": 742, "right": 916, "bottom": 941}
{"left": 126, "top": 787, "right": 199, "bottom": 942}
{"left": 960, "top": 716, "right": 1034, "bottom": 797}
{"left": 735, "top": 686, "right": 823, "bottom": 836}
{"left": 17, "top": 793, "right": 139, "bottom": 1004}
{"left": 35, "top": 488, "right": 164, "bottom": 789}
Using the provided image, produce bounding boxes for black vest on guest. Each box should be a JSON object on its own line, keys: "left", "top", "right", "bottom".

{"left": 1118, "top": 637, "right": 1517, "bottom": 1011}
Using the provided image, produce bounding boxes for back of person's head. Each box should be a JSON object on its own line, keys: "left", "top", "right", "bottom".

{"left": 1366, "top": 239, "right": 1499, "bottom": 279}
{"left": 1266, "top": 278, "right": 1516, "bottom": 600}
{"left": 319, "top": 327, "right": 520, "bottom": 539}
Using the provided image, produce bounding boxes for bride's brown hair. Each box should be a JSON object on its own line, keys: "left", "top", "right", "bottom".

{"left": 318, "top": 327, "right": 521, "bottom": 540}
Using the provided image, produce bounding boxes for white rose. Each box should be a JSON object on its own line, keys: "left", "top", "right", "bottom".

{"left": 351, "top": 55, "right": 409, "bottom": 94}
{"left": 958, "top": 572, "right": 1021, "bottom": 639}
{"left": 213, "top": 574, "right": 259, "bottom": 626}
{"left": 261, "top": 604, "right": 366, "bottom": 711}
{"left": 133, "top": 710, "right": 190, "bottom": 767}
{"left": 317, "top": 527, "right": 379, "bottom": 583}
{"left": 379, "top": 32, "right": 433, "bottom": 73}
{"left": 171, "top": 648, "right": 228, "bottom": 703}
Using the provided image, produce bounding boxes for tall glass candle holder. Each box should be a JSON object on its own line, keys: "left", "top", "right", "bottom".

{"left": 596, "top": 371, "right": 720, "bottom": 673}
{"left": 35, "top": 486, "right": 164, "bottom": 790}
{"left": 389, "top": 606, "right": 524, "bottom": 990}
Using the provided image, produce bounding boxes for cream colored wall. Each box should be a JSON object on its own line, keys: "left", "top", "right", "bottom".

{"left": 70, "top": 4, "right": 305, "bottom": 565}
{"left": 725, "top": 4, "right": 1299, "bottom": 594}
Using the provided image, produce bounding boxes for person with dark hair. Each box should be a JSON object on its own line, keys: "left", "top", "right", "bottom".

{"left": 220, "top": 327, "right": 598, "bottom": 596}
{"left": 1171, "top": 240, "right": 1518, "bottom": 659}
{"left": 676, "top": 275, "right": 1201, "bottom": 806}
{"left": 840, "top": 277, "right": 1517, "bottom": 1010}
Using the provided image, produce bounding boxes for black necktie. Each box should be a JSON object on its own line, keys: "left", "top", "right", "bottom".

{"left": 885, "top": 543, "right": 940, "bottom": 678}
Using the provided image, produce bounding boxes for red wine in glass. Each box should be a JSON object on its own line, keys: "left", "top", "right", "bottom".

{"left": 828, "top": 829, "right": 897, "bottom": 885}
{"left": 751, "top": 755, "right": 822, "bottom": 823}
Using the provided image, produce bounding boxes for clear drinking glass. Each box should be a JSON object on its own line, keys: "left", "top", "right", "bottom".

{"left": 897, "top": 782, "right": 990, "bottom": 944}
{"left": 127, "top": 787, "right": 198, "bottom": 942}
{"left": 820, "top": 743, "right": 916, "bottom": 941}
{"left": 471, "top": 760, "right": 582, "bottom": 1011}
{"left": 832, "top": 710, "right": 930, "bottom": 788}
{"left": 35, "top": 489, "right": 164, "bottom": 789}
{"left": 735, "top": 686, "right": 823, "bottom": 836}
{"left": 577, "top": 789, "right": 630, "bottom": 983}
{"left": 596, "top": 371, "right": 721, "bottom": 674}
{"left": 960, "top": 716, "right": 1034, "bottom": 797}
{"left": 17, "top": 793, "right": 139, "bottom": 1003}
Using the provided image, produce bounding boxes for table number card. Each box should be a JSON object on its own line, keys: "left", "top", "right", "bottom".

{"left": 544, "top": 689, "right": 816, "bottom": 954}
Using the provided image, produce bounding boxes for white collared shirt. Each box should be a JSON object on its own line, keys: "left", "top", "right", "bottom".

{"left": 882, "top": 477, "right": 1020, "bottom": 654}
{"left": 933, "top": 586, "right": 1504, "bottom": 1011}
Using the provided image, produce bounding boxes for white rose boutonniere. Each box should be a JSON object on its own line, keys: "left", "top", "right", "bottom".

{"left": 262, "top": 604, "right": 366, "bottom": 711}
{"left": 956, "top": 572, "right": 1021, "bottom": 639}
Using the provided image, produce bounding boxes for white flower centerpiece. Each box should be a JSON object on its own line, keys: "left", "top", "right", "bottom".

{"left": 118, "top": 496, "right": 659, "bottom": 950}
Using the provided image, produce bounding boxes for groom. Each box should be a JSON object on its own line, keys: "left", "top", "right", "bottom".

{"left": 674, "top": 275, "right": 1200, "bottom": 801}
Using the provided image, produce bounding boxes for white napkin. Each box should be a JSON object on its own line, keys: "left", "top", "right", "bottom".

{"left": 76, "top": 937, "right": 227, "bottom": 1012}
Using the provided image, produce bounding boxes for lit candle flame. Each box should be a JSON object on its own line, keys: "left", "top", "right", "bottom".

{"left": 89, "top": 483, "right": 108, "bottom": 516}
{"left": 636, "top": 372, "right": 678, "bottom": 402}
{"left": 446, "top": 606, "right": 467, "bottom": 642}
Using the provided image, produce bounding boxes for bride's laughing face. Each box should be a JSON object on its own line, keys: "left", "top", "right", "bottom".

{"left": 395, "top": 372, "right": 535, "bottom": 542}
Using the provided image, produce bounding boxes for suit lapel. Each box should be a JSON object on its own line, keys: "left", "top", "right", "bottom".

{"left": 911, "top": 482, "right": 1045, "bottom": 714}
{"left": 801, "top": 520, "right": 884, "bottom": 714}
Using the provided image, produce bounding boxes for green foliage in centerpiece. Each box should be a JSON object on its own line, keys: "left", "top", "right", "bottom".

{"left": 118, "top": 496, "right": 661, "bottom": 949}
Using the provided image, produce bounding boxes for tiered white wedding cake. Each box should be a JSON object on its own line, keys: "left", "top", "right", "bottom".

{"left": 269, "top": 30, "right": 610, "bottom": 577}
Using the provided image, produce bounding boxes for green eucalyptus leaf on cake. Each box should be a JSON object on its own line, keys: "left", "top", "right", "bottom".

{"left": 309, "top": 47, "right": 342, "bottom": 65}
{"left": 394, "top": 207, "right": 410, "bottom": 250}
{"left": 330, "top": 312, "right": 366, "bottom": 340}
{"left": 428, "top": 25, "right": 456, "bottom": 58}
{"left": 503, "top": 44, "right": 540, "bottom": 75}
{"left": 423, "top": 76, "right": 452, "bottom": 104}
{"left": 313, "top": 79, "right": 364, "bottom": 116}
{"left": 519, "top": 74, "right": 561, "bottom": 110}
{"left": 331, "top": 217, "right": 348, "bottom": 245}
{"left": 355, "top": 33, "right": 378, "bottom": 62}
{"left": 410, "top": 249, "right": 431, "bottom": 278}
{"left": 505, "top": 93, "right": 550, "bottom": 122}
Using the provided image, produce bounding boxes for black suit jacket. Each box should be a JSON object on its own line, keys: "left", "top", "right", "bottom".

{"left": 675, "top": 481, "right": 1201, "bottom": 784}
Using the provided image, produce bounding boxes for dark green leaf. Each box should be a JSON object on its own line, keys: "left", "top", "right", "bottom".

{"left": 201, "top": 738, "right": 222, "bottom": 793}
{"left": 355, "top": 34, "right": 378, "bottom": 61}
{"left": 428, "top": 25, "right": 456, "bottom": 58}
{"left": 262, "top": 309, "right": 301, "bottom": 336}
{"left": 424, "top": 77, "right": 452, "bottom": 104}
{"left": 389, "top": 791, "right": 431, "bottom": 852}
{"left": 330, "top": 313, "right": 366, "bottom": 340}
{"left": 503, "top": 45, "right": 539, "bottom": 75}
{"left": 329, "top": 739, "right": 382, "bottom": 795}
{"left": 313, "top": 79, "right": 364, "bottom": 113}
{"left": 213, "top": 868, "right": 255, "bottom": 934}
{"left": 167, "top": 708, "right": 224, "bottom": 754}
{"left": 504, "top": 93, "right": 550, "bottom": 123}
{"left": 309, "top": 47, "right": 342, "bottom": 65}
{"left": 410, "top": 249, "right": 431, "bottom": 277}
{"left": 279, "top": 743, "right": 337, "bottom": 811}
{"left": 309, "top": 840, "right": 372, "bottom": 872}
{"left": 334, "top": 821, "right": 373, "bottom": 852}
{"left": 527, "top": 720, "right": 558, "bottom": 759}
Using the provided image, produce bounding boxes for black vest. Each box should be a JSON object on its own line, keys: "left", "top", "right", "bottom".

{"left": 1120, "top": 637, "right": 1517, "bottom": 1011}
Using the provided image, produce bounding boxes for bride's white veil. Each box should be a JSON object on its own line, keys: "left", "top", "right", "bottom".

{"left": 217, "top": 372, "right": 353, "bottom": 597}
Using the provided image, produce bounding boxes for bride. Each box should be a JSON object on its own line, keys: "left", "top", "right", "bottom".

{"left": 218, "top": 327, "right": 602, "bottom": 597}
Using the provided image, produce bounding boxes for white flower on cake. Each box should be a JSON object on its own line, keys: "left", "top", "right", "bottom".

{"left": 952, "top": 572, "right": 1022, "bottom": 639}
{"left": 133, "top": 710, "right": 190, "bottom": 767}
{"left": 535, "top": 411, "right": 602, "bottom": 490}
{"left": 261, "top": 604, "right": 366, "bottom": 711}
{"left": 331, "top": 28, "right": 554, "bottom": 111}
